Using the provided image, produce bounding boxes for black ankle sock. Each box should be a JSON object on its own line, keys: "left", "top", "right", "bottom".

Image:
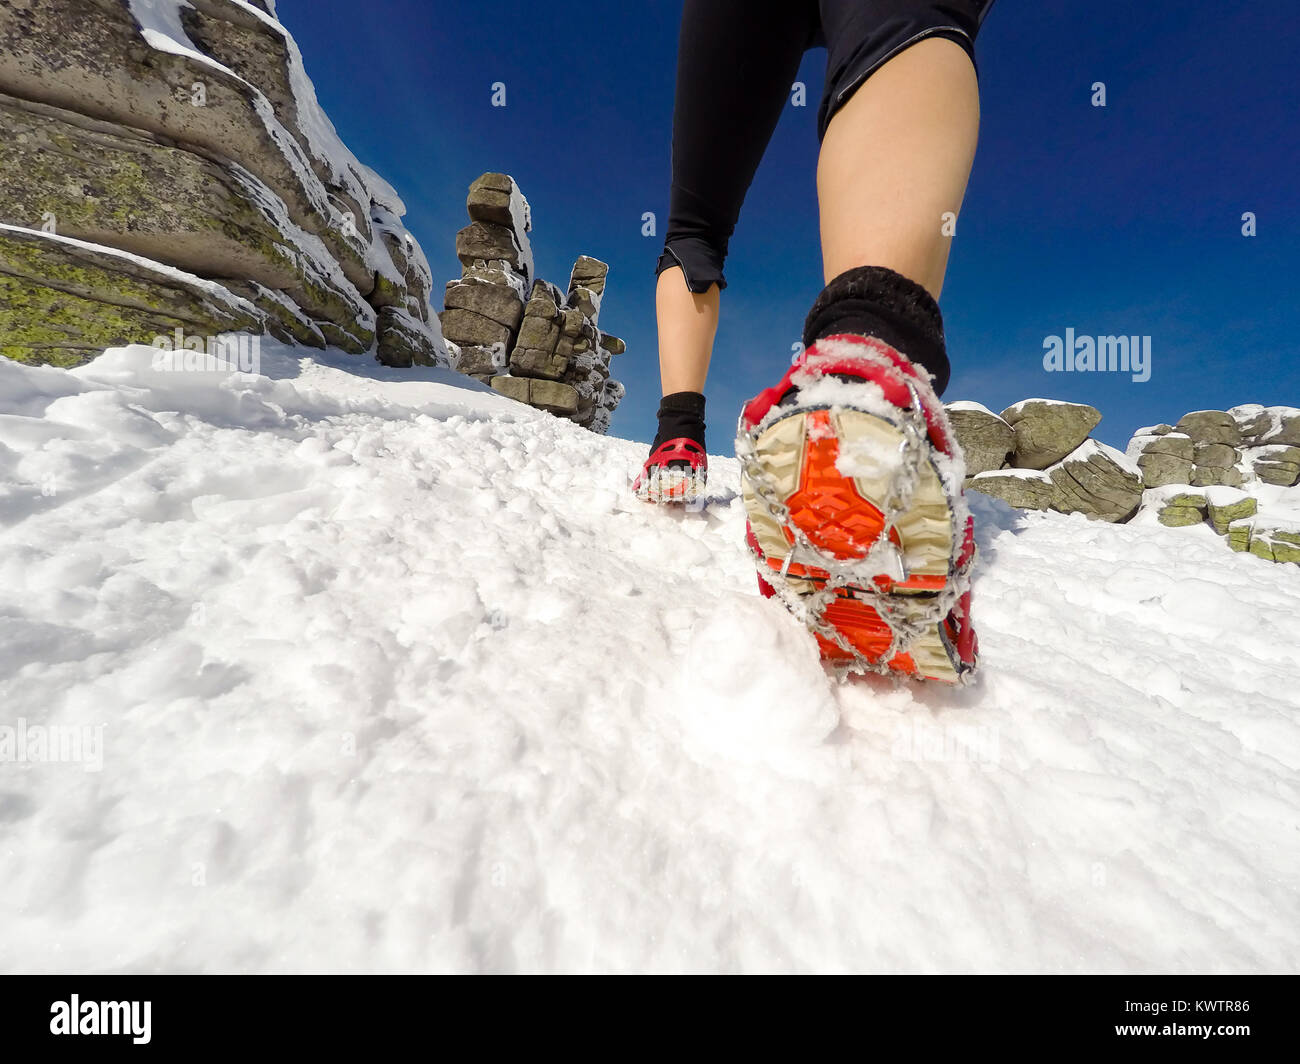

{"left": 802, "top": 265, "right": 951, "bottom": 395}
{"left": 652, "top": 390, "right": 707, "bottom": 452}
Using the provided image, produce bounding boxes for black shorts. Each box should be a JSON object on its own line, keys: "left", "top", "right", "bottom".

{"left": 656, "top": 0, "right": 996, "bottom": 293}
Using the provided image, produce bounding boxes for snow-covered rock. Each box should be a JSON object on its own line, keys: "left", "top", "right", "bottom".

{"left": 1000, "top": 398, "right": 1103, "bottom": 470}
{"left": 1174, "top": 410, "right": 1242, "bottom": 446}
{"left": 0, "top": 0, "right": 445, "bottom": 368}
{"left": 944, "top": 401, "right": 1014, "bottom": 475}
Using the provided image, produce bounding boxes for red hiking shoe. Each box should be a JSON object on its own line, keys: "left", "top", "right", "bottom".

{"left": 737, "top": 334, "right": 979, "bottom": 683}
{"left": 633, "top": 437, "right": 708, "bottom": 505}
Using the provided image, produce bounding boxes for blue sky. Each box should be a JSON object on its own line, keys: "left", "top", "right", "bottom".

{"left": 282, "top": 0, "right": 1298, "bottom": 448}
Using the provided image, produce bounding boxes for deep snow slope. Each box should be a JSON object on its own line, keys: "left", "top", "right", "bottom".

{"left": 0, "top": 344, "right": 1297, "bottom": 973}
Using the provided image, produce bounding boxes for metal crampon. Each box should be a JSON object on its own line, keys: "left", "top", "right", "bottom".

{"left": 736, "top": 347, "right": 976, "bottom": 683}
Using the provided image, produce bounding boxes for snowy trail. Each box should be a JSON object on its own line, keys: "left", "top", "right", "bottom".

{"left": 1, "top": 344, "right": 1297, "bottom": 973}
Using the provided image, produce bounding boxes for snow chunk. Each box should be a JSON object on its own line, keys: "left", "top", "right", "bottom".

{"left": 972, "top": 467, "right": 1052, "bottom": 483}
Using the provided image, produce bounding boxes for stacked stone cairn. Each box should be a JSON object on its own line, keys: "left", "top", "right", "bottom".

{"left": 439, "top": 173, "right": 626, "bottom": 434}
{"left": 948, "top": 399, "right": 1300, "bottom": 566}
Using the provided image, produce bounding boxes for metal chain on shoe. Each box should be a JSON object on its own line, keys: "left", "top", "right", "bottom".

{"left": 736, "top": 359, "right": 973, "bottom": 679}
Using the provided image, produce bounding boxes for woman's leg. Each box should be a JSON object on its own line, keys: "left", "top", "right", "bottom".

{"left": 654, "top": 0, "right": 817, "bottom": 399}
{"left": 656, "top": 274, "right": 719, "bottom": 396}
{"left": 816, "top": 36, "right": 981, "bottom": 299}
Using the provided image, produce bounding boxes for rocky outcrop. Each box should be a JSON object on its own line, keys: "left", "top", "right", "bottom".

{"left": 0, "top": 0, "right": 445, "bottom": 368}
{"left": 1174, "top": 410, "right": 1241, "bottom": 446}
{"left": 945, "top": 402, "right": 1014, "bottom": 475}
{"left": 954, "top": 398, "right": 1300, "bottom": 564}
{"left": 1048, "top": 441, "right": 1144, "bottom": 522}
{"left": 1204, "top": 489, "right": 1257, "bottom": 535}
{"left": 439, "top": 173, "right": 626, "bottom": 433}
{"left": 0, "top": 225, "right": 262, "bottom": 366}
{"left": 966, "top": 469, "right": 1056, "bottom": 510}
{"left": 1000, "top": 399, "right": 1102, "bottom": 469}
{"left": 1131, "top": 408, "right": 1300, "bottom": 563}
{"left": 955, "top": 398, "right": 1136, "bottom": 522}
{"left": 1249, "top": 445, "right": 1300, "bottom": 487}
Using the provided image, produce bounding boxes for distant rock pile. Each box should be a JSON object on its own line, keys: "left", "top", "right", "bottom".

{"left": 0, "top": 0, "right": 445, "bottom": 368}
{"left": 950, "top": 399, "right": 1143, "bottom": 522}
{"left": 950, "top": 399, "right": 1300, "bottom": 565}
{"left": 439, "top": 173, "right": 626, "bottom": 434}
{"left": 1137, "top": 407, "right": 1300, "bottom": 563}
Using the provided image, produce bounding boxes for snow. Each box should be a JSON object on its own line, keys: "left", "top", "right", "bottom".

{"left": 507, "top": 183, "right": 534, "bottom": 286}
{"left": 945, "top": 400, "right": 1000, "bottom": 417}
{"left": 1001, "top": 397, "right": 1099, "bottom": 416}
{"left": 1201, "top": 485, "right": 1251, "bottom": 507}
{"left": 971, "top": 467, "right": 1052, "bottom": 483}
{"left": 1, "top": 344, "right": 1298, "bottom": 974}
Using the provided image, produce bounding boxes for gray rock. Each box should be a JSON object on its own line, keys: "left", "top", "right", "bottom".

{"left": 1247, "top": 445, "right": 1300, "bottom": 487}
{"left": 490, "top": 375, "right": 579, "bottom": 415}
{"left": 1206, "top": 494, "right": 1257, "bottom": 535}
{"left": 1174, "top": 410, "right": 1241, "bottom": 446}
{"left": 524, "top": 286, "right": 560, "bottom": 320}
{"left": 1268, "top": 530, "right": 1300, "bottom": 564}
{"left": 375, "top": 307, "right": 441, "bottom": 368}
{"left": 443, "top": 281, "right": 524, "bottom": 331}
{"left": 568, "top": 285, "right": 600, "bottom": 321}
{"left": 967, "top": 471, "right": 1057, "bottom": 510}
{"left": 509, "top": 347, "right": 569, "bottom": 380}
{"left": 1000, "top": 400, "right": 1103, "bottom": 470}
{"left": 1269, "top": 413, "right": 1300, "bottom": 447}
{"left": 1138, "top": 452, "right": 1195, "bottom": 488}
{"left": 1192, "top": 441, "right": 1239, "bottom": 469}
{"left": 946, "top": 404, "right": 1015, "bottom": 475}
{"left": 452, "top": 344, "right": 506, "bottom": 376}
{"left": 438, "top": 307, "right": 514, "bottom": 347}
{"left": 515, "top": 313, "right": 561, "bottom": 353}
{"left": 1225, "top": 520, "right": 1252, "bottom": 552}
{"left": 455, "top": 221, "right": 523, "bottom": 270}
{"left": 461, "top": 259, "right": 526, "bottom": 290}
{"left": 490, "top": 375, "right": 530, "bottom": 404}
{"left": 0, "top": 93, "right": 373, "bottom": 347}
{"left": 1048, "top": 443, "right": 1144, "bottom": 522}
{"left": 466, "top": 172, "right": 517, "bottom": 230}
{"left": 218, "top": 278, "right": 326, "bottom": 349}
{"left": 1132, "top": 433, "right": 1194, "bottom": 461}
{"left": 599, "top": 332, "right": 626, "bottom": 356}
{"left": 0, "top": 0, "right": 378, "bottom": 293}
{"left": 0, "top": 226, "right": 264, "bottom": 367}
{"left": 1159, "top": 506, "right": 1205, "bottom": 528}
{"left": 528, "top": 378, "right": 580, "bottom": 415}
{"left": 568, "top": 255, "right": 608, "bottom": 296}
{"left": 1232, "top": 408, "right": 1274, "bottom": 444}
{"left": 1190, "top": 466, "right": 1244, "bottom": 488}
{"left": 558, "top": 307, "right": 587, "bottom": 338}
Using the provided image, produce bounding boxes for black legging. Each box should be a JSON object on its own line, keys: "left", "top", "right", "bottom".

{"left": 655, "top": 0, "right": 995, "bottom": 294}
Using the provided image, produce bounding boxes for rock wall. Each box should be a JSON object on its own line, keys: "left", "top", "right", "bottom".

{"left": 0, "top": 0, "right": 446, "bottom": 368}
{"left": 439, "top": 173, "right": 626, "bottom": 434}
{"left": 950, "top": 399, "right": 1143, "bottom": 522}
{"left": 950, "top": 398, "right": 1300, "bottom": 566}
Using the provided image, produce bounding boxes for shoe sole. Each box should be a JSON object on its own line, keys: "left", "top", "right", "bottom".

{"left": 742, "top": 406, "right": 963, "bottom": 682}
{"left": 636, "top": 466, "right": 707, "bottom": 506}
